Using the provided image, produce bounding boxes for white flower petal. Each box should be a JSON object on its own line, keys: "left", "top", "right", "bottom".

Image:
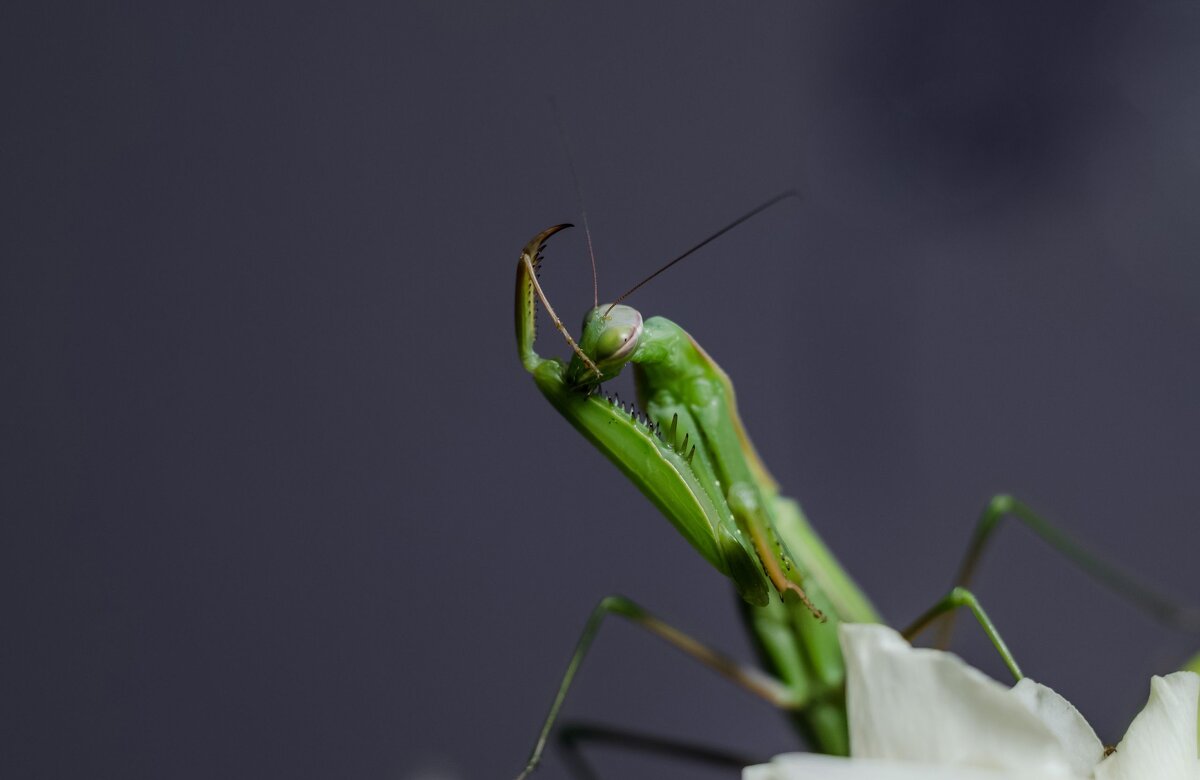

{"left": 841, "top": 623, "right": 1075, "bottom": 773}
{"left": 749, "top": 626, "right": 1198, "bottom": 780}
{"left": 1010, "top": 677, "right": 1105, "bottom": 777}
{"left": 744, "top": 752, "right": 1085, "bottom": 780}
{"left": 1095, "top": 672, "right": 1200, "bottom": 780}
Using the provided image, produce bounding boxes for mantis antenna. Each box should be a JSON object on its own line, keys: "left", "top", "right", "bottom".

{"left": 549, "top": 97, "right": 599, "bottom": 308}
{"left": 605, "top": 189, "right": 800, "bottom": 315}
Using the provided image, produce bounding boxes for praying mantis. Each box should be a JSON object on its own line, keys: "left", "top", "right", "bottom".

{"left": 512, "top": 194, "right": 1198, "bottom": 778}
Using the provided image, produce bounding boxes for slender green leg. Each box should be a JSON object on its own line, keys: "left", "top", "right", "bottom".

{"left": 936, "top": 493, "right": 1200, "bottom": 649}
{"left": 903, "top": 586, "right": 1023, "bottom": 682}
{"left": 516, "top": 594, "right": 805, "bottom": 780}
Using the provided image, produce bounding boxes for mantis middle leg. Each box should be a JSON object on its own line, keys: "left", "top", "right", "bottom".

{"left": 515, "top": 594, "right": 813, "bottom": 780}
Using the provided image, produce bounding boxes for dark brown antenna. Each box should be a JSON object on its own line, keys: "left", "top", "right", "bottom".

{"left": 549, "top": 97, "right": 599, "bottom": 308}
{"left": 605, "top": 190, "right": 799, "bottom": 314}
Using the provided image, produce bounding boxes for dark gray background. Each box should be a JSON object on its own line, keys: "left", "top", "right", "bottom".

{"left": 4, "top": 2, "right": 1200, "bottom": 779}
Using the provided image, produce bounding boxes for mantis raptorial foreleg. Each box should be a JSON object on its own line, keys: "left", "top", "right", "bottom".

{"left": 646, "top": 395, "right": 824, "bottom": 618}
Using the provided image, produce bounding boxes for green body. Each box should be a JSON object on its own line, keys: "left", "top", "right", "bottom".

{"left": 513, "top": 221, "right": 1200, "bottom": 773}
{"left": 516, "top": 225, "right": 879, "bottom": 753}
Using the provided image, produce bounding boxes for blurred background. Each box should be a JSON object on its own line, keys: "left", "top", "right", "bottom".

{"left": 4, "top": 2, "right": 1200, "bottom": 778}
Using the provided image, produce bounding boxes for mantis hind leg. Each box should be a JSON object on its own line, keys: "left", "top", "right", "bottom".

{"left": 515, "top": 594, "right": 808, "bottom": 780}
{"left": 936, "top": 493, "right": 1200, "bottom": 648}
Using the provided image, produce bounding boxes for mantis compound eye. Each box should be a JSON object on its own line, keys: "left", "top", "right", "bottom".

{"left": 593, "top": 305, "right": 643, "bottom": 366}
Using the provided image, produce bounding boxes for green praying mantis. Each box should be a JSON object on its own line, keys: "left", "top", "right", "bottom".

{"left": 512, "top": 194, "right": 1200, "bottom": 778}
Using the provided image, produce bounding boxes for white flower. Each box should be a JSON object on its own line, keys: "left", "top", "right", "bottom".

{"left": 745, "top": 623, "right": 1200, "bottom": 780}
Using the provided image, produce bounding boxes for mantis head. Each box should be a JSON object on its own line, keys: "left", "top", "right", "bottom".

{"left": 518, "top": 190, "right": 797, "bottom": 392}
{"left": 515, "top": 223, "right": 645, "bottom": 391}
{"left": 565, "top": 305, "right": 643, "bottom": 390}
